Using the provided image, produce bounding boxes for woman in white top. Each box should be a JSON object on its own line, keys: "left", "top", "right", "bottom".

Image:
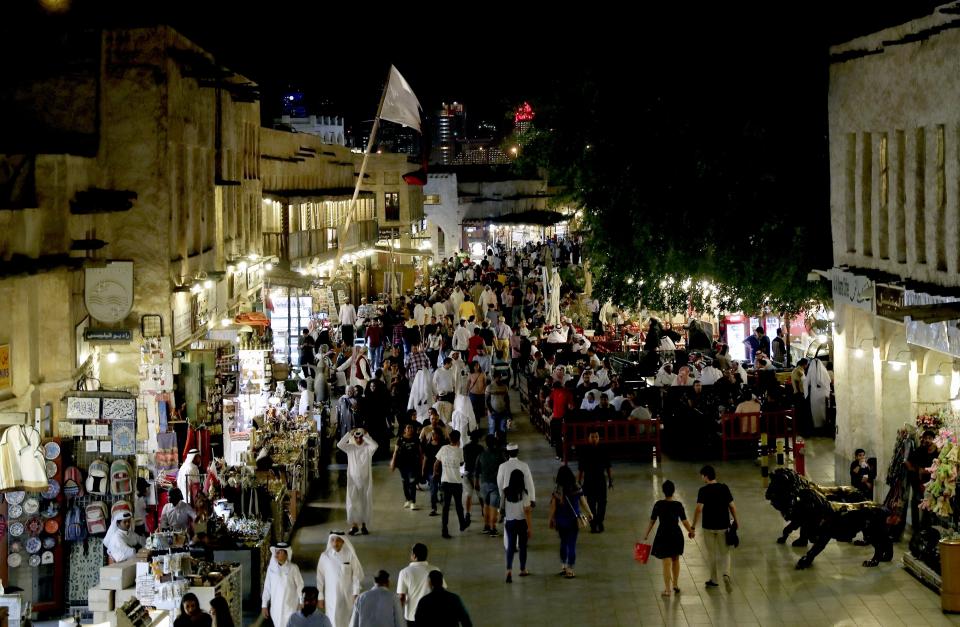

{"left": 502, "top": 468, "right": 532, "bottom": 583}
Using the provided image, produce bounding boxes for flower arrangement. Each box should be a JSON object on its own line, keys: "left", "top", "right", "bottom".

{"left": 921, "top": 429, "right": 960, "bottom": 518}
{"left": 917, "top": 413, "right": 945, "bottom": 431}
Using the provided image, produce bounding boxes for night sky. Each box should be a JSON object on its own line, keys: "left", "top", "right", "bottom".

{"left": 1, "top": 0, "right": 946, "bottom": 130}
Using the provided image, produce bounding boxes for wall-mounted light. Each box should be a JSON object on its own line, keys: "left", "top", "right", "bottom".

{"left": 851, "top": 337, "right": 875, "bottom": 359}
{"left": 106, "top": 349, "right": 118, "bottom": 364}
{"left": 932, "top": 361, "right": 954, "bottom": 386}
{"left": 887, "top": 350, "right": 910, "bottom": 371}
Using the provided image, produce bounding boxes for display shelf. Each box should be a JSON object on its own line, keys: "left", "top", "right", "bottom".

{"left": 151, "top": 567, "right": 241, "bottom": 627}
{"left": 903, "top": 552, "right": 942, "bottom": 593}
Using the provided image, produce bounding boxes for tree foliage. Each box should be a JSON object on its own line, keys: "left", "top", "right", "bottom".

{"left": 522, "top": 65, "right": 832, "bottom": 317}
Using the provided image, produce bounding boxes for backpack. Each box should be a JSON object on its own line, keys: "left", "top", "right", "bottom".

{"left": 86, "top": 459, "right": 110, "bottom": 496}
{"left": 111, "top": 500, "right": 131, "bottom": 519}
{"left": 85, "top": 501, "right": 109, "bottom": 535}
{"left": 110, "top": 459, "right": 133, "bottom": 495}
{"left": 65, "top": 504, "right": 86, "bottom": 542}
{"left": 63, "top": 466, "right": 84, "bottom": 498}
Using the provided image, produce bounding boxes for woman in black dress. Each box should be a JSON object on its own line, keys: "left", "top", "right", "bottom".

{"left": 643, "top": 480, "right": 695, "bottom": 597}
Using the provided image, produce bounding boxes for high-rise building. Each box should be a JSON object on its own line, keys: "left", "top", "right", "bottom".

{"left": 514, "top": 101, "right": 535, "bottom": 135}
{"left": 274, "top": 89, "right": 345, "bottom": 145}
{"left": 435, "top": 102, "right": 466, "bottom": 165}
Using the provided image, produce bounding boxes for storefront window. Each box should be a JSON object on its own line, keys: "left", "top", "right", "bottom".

{"left": 384, "top": 192, "right": 400, "bottom": 221}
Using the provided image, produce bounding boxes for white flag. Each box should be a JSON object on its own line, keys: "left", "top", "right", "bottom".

{"left": 380, "top": 65, "right": 422, "bottom": 132}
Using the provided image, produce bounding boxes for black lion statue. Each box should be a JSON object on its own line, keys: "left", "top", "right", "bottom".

{"left": 765, "top": 468, "right": 893, "bottom": 569}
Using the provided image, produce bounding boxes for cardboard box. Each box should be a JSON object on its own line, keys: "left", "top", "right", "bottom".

{"left": 88, "top": 588, "right": 114, "bottom": 612}
{"left": 99, "top": 559, "right": 138, "bottom": 590}
{"left": 92, "top": 611, "right": 117, "bottom": 627}
{"left": 114, "top": 588, "right": 138, "bottom": 607}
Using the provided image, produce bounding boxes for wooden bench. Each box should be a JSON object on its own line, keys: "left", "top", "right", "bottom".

{"left": 562, "top": 419, "right": 662, "bottom": 464}
{"left": 720, "top": 410, "right": 795, "bottom": 461}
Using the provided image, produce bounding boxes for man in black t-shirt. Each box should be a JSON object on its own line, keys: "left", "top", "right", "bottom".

{"left": 577, "top": 429, "right": 613, "bottom": 533}
{"left": 907, "top": 429, "right": 939, "bottom": 531}
{"left": 691, "top": 465, "right": 738, "bottom": 587}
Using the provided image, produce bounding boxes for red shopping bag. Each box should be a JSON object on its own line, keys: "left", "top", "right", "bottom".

{"left": 634, "top": 542, "right": 651, "bottom": 564}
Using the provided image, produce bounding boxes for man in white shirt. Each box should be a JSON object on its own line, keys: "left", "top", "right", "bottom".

{"left": 497, "top": 443, "right": 535, "bottom": 507}
{"left": 434, "top": 430, "right": 469, "bottom": 538}
{"left": 432, "top": 300, "right": 447, "bottom": 322}
{"left": 339, "top": 298, "right": 358, "bottom": 346}
{"left": 414, "top": 300, "right": 427, "bottom": 327}
{"left": 452, "top": 320, "right": 472, "bottom": 353}
{"left": 397, "top": 543, "right": 437, "bottom": 624}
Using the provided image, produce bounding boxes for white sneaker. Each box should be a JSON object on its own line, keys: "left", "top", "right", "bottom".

{"left": 409, "top": 503, "right": 420, "bottom": 511}
{"left": 403, "top": 501, "right": 412, "bottom": 509}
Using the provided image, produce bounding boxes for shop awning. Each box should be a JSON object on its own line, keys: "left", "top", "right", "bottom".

{"left": 373, "top": 245, "right": 430, "bottom": 256}
{"left": 264, "top": 266, "right": 315, "bottom": 288}
{"left": 480, "top": 210, "right": 570, "bottom": 226}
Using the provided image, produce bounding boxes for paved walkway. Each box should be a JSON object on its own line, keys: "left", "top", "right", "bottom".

{"left": 285, "top": 390, "right": 959, "bottom": 627}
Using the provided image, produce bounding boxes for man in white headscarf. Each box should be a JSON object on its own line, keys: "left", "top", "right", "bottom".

{"left": 654, "top": 364, "right": 676, "bottom": 387}
{"left": 177, "top": 449, "right": 201, "bottom": 504}
{"left": 261, "top": 542, "right": 304, "bottom": 627}
{"left": 805, "top": 357, "right": 831, "bottom": 430}
{"left": 103, "top": 510, "right": 141, "bottom": 563}
{"left": 480, "top": 285, "right": 497, "bottom": 318}
{"left": 317, "top": 532, "right": 364, "bottom": 627}
{"left": 337, "top": 429, "right": 379, "bottom": 536}
{"left": 407, "top": 369, "right": 435, "bottom": 423}
{"left": 450, "top": 286, "right": 465, "bottom": 316}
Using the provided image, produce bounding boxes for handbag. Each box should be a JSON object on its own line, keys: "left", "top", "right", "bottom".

{"left": 634, "top": 542, "right": 651, "bottom": 564}
{"left": 565, "top": 496, "right": 590, "bottom": 530}
{"left": 726, "top": 523, "right": 740, "bottom": 548}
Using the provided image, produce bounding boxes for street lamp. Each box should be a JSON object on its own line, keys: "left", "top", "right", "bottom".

{"left": 887, "top": 350, "right": 910, "bottom": 371}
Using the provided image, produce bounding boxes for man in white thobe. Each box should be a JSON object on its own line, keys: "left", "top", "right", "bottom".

{"left": 317, "top": 533, "right": 364, "bottom": 627}
{"left": 337, "top": 429, "right": 379, "bottom": 536}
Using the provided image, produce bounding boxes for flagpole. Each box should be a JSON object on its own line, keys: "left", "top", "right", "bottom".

{"left": 335, "top": 67, "right": 391, "bottom": 271}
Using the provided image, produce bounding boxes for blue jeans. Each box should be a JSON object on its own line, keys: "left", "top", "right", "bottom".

{"left": 558, "top": 522, "right": 579, "bottom": 566}
{"left": 505, "top": 519, "right": 528, "bottom": 570}
{"left": 400, "top": 467, "right": 418, "bottom": 503}
{"left": 368, "top": 344, "right": 383, "bottom": 371}
{"left": 488, "top": 411, "right": 508, "bottom": 435}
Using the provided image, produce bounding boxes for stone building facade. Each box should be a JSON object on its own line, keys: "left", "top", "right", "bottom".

{"left": 828, "top": 3, "right": 960, "bottom": 491}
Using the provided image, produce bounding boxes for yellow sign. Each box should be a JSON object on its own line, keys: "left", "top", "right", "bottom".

{"left": 0, "top": 344, "right": 9, "bottom": 390}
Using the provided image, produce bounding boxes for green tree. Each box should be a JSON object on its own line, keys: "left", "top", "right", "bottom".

{"left": 521, "top": 66, "right": 831, "bottom": 317}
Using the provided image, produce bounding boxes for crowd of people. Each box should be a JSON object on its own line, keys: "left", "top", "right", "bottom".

{"left": 269, "top": 238, "right": 836, "bottom": 625}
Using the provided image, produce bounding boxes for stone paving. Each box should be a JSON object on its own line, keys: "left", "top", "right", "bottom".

{"left": 285, "top": 389, "right": 960, "bottom": 626}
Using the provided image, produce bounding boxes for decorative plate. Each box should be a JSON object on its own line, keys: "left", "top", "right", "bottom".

{"left": 28, "top": 554, "right": 40, "bottom": 567}
{"left": 43, "top": 519, "right": 58, "bottom": 535}
{"left": 25, "top": 537, "right": 40, "bottom": 554}
{"left": 40, "top": 551, "right": 53, "bottom": 565}
{"left": 6, "top": 491, "right": 25, "bottom": 506}
{"left": 43, "top": 442, "right": 60, "bottom": 460}
{"left": 22, "top": 498, "right": 38, "bottom": 515}
{"left": 9, "top": 522, "right": 23, "bottom": 537}
{"left": 8, "top": 504, "right": 22, "bottom": 520}
{"left": 9, "top": 541, "right": 22, "bottom": 553}
{"left": 41, "top": 502, "right": 58, "bottom": 519}
{"left": 8, "top": 552, "right": 21, "bottom": 568}
{"left": 41, "top": 480, "right": 59, "bottom": 500}
{"left": 44, "top": 461, "right": 57, "bottom": 479}
{"left": 42, "top": 535, "right": 56, "bottom": 549}
{"left": 26, "top": 517, "right": 41, "bottom": 536}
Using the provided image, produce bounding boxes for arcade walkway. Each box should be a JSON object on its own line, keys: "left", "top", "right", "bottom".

{"left": 286, "top": 393, "right": 958, "bottom": 627}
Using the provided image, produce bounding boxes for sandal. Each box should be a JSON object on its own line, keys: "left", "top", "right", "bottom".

{"left": 661, "top": 590, "right": 672, "bottom": 597}
{"left": 519, "top": 570, "right": 530, "bottom": 577}
{"left": 564, "top": 570, "right": 576, "bottom": 579}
